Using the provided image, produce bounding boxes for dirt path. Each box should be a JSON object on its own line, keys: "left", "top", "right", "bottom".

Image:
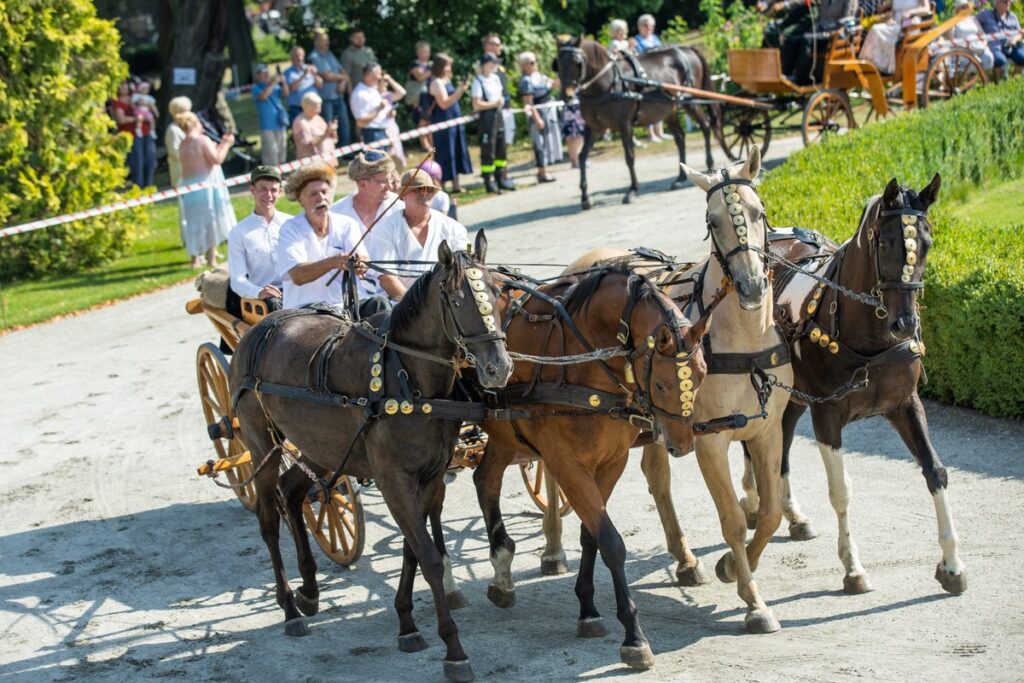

{"left": 2, "top": 141, "right": 1022, "bottom": 682}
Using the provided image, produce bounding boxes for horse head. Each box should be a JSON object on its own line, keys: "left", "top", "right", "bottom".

{"left": 854, "top": 175, "right": 939, "bottom": 341}
{"left": 682, "top": 148, "right": 771, "bottom": 311}
{"left": 555, "top": 35, "right": 586, "bottom": 97}
{"left": 435, "top": 230, "right": 514, "bottom": 387}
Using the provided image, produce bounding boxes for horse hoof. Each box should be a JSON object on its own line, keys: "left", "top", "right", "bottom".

{"left": 446, "top": 590, "right": 470, "bottom": 610}
{"left": 398, "top": 631, "right": 429, "bottom": 653}
{"left": 283, "top": 617, "right": 310, "bottom": 637}
{"left": 541, "top": 553, "right": 569, "bottom": 576}
{"left": 295, "top": 589, "right": 319, "bottom": 617}
{"left": 487, "top": 584, "right": 516, "bottom": 609}
{"left": 788, "top": 521, "right": 818, "bottom": 542}
{"left": 935, "top": 564, "right": 967, "bottom": 595}
{"left": 744, "top": 510, "right": 758, "bottom": 530}
{"left": 619, "top": 643, "right": 655, "bottom": 670}
{"left": 443, "top": 659, "right": 476, "bottom": 682}
{"left": 843, "top": 573, "right": 873, "bottom": 595}
{"left": 677, "top": 560, "right": 712, "bottom": 587}
{"left": 745, "top": 608, "right": 781, "bottom": 634}
{"left": 622, "top": 193, "right": 635, "bottom": 205}
{"left": 715, "top": 553, "right": 737, "bottom": 584}
{"left": 576, "top": 617, "right": 609, "bottom": 639}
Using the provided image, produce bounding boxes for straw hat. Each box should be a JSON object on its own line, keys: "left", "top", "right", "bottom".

{"left": 348, "top": 149, "right": 396, "bottom": 182}
{"left": 401, "top": 168, "right": 439, "bottom": 192}
{"left": 284, "top": 162, "right": 337, "bottom": 201}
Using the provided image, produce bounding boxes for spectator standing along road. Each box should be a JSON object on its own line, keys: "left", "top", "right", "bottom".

{"left": 426, "top": 54, "right": 473, "bottom": 194}
{"left": 481, "top": 33, "right": 517, "bottom": 158}
{"left": 406, "top": 41, "right": 433, "bottom": 149}
{"left": 518, "top": 51, "right": 562, "bottom": 184}
{"left": 341, "top": 28, "right": 377, "bottom": 101}
{"left": 292, "top": 92, "right": 338, "bottom": 165}
{"left": 176, "top": 112, "right": 237, "bottom": 269}
{"left": 165, "top": 96, "right": 192, "bottom": 188}
{"left": 472, "top": 53, "right": 512, "bottom": 194}
{"left": 111, "top": 81, "right": 143, "bottom": 186}
{"left": 309, "top": 29, "right": 352, "bottom": 147}
{"left": 131, "top": 80, "right": 158, "bottom": 187}
{"left": 283, "top": 46, "right": 322, "bottom": 123}
{"left": 350, "top": 64, "right": 391, "bottom": 146}
{"left": 252, "top": 65, "right": 290, "bottom": 166}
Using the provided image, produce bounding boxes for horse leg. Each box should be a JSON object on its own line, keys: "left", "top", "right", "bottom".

{"left": 811, "top": 408, "right": 872, "bottom": 594}
{"left": 738, "top": 442, "right": 761, "bottom": 531}
{"left": 886, "top": 393, "right": 966, "bottom": 594}
{"left": 472, "top": 441, "right": 517, "bottom": 608}
{"left": 620, "top": 123, "right": 638, "bottom": 204}
{"left": 540, "top": 466, "right": 569, "bottom": 575}
{"left": 689, "top": 106, "right": 715, "bottom": 170}
{"left": 574, "top": 522, "right": 607, "bottom": 638}
{"left": 640, "top": 442, "right": 710, "bottom": 586}
{"left": 580, "top": 126, "right": 594, "bottom": 210}
{"left": 429, "top": 482, "right": 469, "bottom": 609}
{"left": 280, "top": 464, "right": 320, "bottom": 618}
{"left": 666, "top": 114, "right": 689, "bottom": 190}
{"left": 780, "top": 401, "right": 817, "bottom": 541}
{"left": 395, "top": 537, "right": 428, "bottom": 652}
{"left": 377, "top": 471, "right": 472, "bottom": 681}
{"left": 739, "top": 432, "right": 784, "bottom": 581}
{"left": 696, "top": 434, "right": 779, "bottom": 633}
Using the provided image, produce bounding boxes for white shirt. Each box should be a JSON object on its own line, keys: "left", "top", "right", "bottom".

{"left": 276, "top": 212, "right": 369, "bottom": 309}
{"left": 330, "top": 190, "right": 404, "bottom": 296}
{"left": 227, "top": 209, "right": 293, "bottom": 299}
{"left": 471, "top": 73, "right": 503, "bottom": 104}
{"left": 368, "top": 209, "right": 469, "bottom": 298}
{"left": 350, "top": 81, "right": 389, "bottom": 129}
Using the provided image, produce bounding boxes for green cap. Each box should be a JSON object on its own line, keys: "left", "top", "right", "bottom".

{"left": 250, "top": 165, "right": 282, "bottom": 184}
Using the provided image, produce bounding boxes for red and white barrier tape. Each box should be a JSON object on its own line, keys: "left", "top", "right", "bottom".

{"left": 0, "top": 101, "right": 561, "bottom": 240}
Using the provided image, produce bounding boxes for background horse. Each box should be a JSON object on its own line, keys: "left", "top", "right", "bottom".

{"left": 556, "top": 36, "right": 722, "bottom": 210}
{"left": 472, "top": 263, "right": 708, "bottom": 671}
{"left": 746, "top": 175, "right": 968, "bottom": 596}
{"left": 229, "top": 233, "right": 511, "bottom": 682}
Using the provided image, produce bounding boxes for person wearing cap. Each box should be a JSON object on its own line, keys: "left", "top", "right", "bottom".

{"left": 252, "top": 64, "right": 290, "bottom": 166}
{"left": 226, "top": 166, "right": 293, "bottom": 317}
{"left": 472, "top": 53, "right": 514, "bottom": 194}
{"left": 276, "top": 163, "right": 389, "bottom": 317}
{"left": 369, "top": 168, "right": 469, "bottom": 301}
{"left": 331, "top": 150, "right": 404, "bottom": 233}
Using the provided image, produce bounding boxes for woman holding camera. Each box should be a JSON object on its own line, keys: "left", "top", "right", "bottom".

{"left": 426, "top": 53, "right": 473, "bottom": 193}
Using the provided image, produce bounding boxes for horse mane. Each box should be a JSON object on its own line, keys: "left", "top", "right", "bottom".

{"left": 563, "top": 261, "right": 650, "bottom": 316}
{"left": 388, "top": 250, "right": 468, "bottom": 337}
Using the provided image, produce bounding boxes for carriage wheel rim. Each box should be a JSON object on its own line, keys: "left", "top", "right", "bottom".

{"left": 303, "top": 476, "right": 364, "bottom": 565}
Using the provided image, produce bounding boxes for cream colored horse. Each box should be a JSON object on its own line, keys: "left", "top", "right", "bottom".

{"left": 549, "top": 149, "right": 794, "bottom": 633}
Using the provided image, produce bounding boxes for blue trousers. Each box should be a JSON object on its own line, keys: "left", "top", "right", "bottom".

{"left": 992, "top": 42, "right": 1024, "bottom": 69}
{"left": 320, "top": 98, "right": 352, "bottom": 147}
{"left": 128, "top": 135, "right": 156, "bottom": 188}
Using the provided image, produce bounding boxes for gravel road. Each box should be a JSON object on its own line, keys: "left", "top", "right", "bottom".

{"left": 2, "top": 138, "right": 1022, "bottom": 682}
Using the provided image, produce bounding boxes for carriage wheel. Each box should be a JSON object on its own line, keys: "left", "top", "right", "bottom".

{"left": 520, "top": 461, "right": 572, "bottom": 517}
{"left": 721, "top": 106, "right": 772, "bottom": 162}
{"left": 196, "top": 343, "right": 258, "bottom": 512}
{"left": 922, "top": 50, "right": 986, "bottom": 108}
{"left": 801, "top": 89, "right": 856, "bottom": 146}
{"left": 302, "top": 475, "right": 366, "bottom": 566}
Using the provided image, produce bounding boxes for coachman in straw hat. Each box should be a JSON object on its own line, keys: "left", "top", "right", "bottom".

{"left": 275, "top": 162, "right": 391, "bottom": 317}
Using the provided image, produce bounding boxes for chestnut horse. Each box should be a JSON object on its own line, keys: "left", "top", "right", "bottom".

{"left": 229, "top": 233, "right": 511, "bottom": 682}
{"left": 556, "top": 36, "right": 722, "bottom": 209}
{"left": 469, "top": 262, "right": 709, "bottom": 670}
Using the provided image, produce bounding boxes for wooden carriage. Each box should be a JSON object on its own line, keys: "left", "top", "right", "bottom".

{"left": 720, "top": 7, "right": 986, "bottom": 158}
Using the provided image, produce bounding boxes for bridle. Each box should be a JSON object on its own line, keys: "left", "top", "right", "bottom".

{"left": 703, "top": 172, "right": 771, "bottom": 284}
{"left": 437, "top": 253, "right": 507, "bottom": 367}
{"left": 557, "top": 43, "right": 617, "bottom": 93}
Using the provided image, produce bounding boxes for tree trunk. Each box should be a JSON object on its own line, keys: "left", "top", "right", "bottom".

{"left": 226, "top": 0, "right": 258, "bottom": 87}
{"left": 157, "top": 0, "right": 229, "bottom": 128}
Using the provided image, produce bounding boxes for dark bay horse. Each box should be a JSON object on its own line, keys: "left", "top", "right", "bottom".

{"left": 556, "top": 36, "right": 722, "bottom": 209}
{"left": 745, "top": 174, "right": 968, "bottom": 595}
{"left": 471, "top": 262, "right": 709, "bottom": 670}
{"left": 229, "top": 232, "right": 512, "bottom": 682}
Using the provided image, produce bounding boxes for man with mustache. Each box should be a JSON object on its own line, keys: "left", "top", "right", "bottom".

{"left": 276, "top": 162, "right": 390, "bottom": 317}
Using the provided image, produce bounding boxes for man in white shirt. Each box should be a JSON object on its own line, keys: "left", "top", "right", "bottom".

{"left": 371, "top": 168, "right": 469, "bottom": 301}
{"left": 276, "top": 162, "right": 390, "bottom": 318}
{"left": 349, "top": 63, "right": 390, "bottom": 145}
{"left": 227, "top": 166, "right": 292, "bottom": 315}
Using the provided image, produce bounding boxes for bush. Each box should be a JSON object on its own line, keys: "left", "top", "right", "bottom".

{"left": 0, "top": 0, "right": 143, "bottom": 281}
{"left": 698, "top": 0, "right": 766, "bottom": 75}
{"left": 760, "top": 79, "right": 1024, "bottom": 418}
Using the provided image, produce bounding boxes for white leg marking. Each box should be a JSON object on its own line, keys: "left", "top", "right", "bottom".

{"left": 933, "top": 489, "right": 965, "bottom": 575}
{"left": 490, "top": 546, "right": 514, "bottom": 591}
{"left": 781, "top": 474, "right": 810, "bottom": 526}
{"left": 442, "top": 554, "right": 460, "bottom": 594}
{"left": 818, "top": 443, "right": 867, "bottom": 578}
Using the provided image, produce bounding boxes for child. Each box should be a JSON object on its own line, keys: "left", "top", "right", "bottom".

{"left": 421, "top": 159, "right": 456, "bottom": 220}
{"left": 132, "top": 80, "right": 158, "bottom": 139}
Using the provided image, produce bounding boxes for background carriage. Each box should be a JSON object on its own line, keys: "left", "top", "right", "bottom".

{"left": 718, "top": 7, "right": 987, "bottom": 159}
{"left": 187, "top": 285, "right": 571, "bottom": 568}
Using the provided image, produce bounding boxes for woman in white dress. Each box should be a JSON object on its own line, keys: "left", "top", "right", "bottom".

{"left": 176, "top": 112, "right": 237, "bottom": 268}
{"left": 861, "top": 0, "right": 933, "bottom": 74}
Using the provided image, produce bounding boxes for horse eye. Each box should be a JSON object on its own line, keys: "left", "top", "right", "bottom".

{"left": 654, "top": 381, "right": 667, "bottom": 392}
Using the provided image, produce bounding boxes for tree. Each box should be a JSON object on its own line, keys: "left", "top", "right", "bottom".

{"left": 0, "top": 0, "right": 142, "bottom": 280}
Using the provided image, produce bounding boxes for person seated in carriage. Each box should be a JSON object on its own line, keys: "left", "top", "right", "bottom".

{"left": 274, "top": 162, "right": 391, "bottom": 318}
{"left": 977, "top": 0, "right": 1024, "bottom": 77}
{"left": 759, "top": 0, "right": 860, "bottom": 84}
{"left": 330, "top": 149, "right": 405, "bottom": 234}
{"left": 860, "top": 0, "right": 933, "bottom": 74}
{"left": 225, "top": 165, "right": 293, "bottom": 318}
{"left": 368, "top": 168, "right": 468, "bottom": 302}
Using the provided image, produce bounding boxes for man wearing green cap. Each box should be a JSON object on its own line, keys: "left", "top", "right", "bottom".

{"left": 226, "top": 165, "right": 293, "bottom": 315}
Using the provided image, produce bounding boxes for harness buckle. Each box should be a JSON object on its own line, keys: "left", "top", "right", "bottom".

{"left": 355, "top": 397, "right": 368, "bottom": 407}
{"left": 628, "top": 414, "right": 655, "bottom": 431}
{"left": 616, "top": 319, "right": 630, "bottom": 345}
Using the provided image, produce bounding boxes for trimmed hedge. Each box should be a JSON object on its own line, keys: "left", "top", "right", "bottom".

{"left": 760, "top": 79, "right": 1024, "bottom": 419}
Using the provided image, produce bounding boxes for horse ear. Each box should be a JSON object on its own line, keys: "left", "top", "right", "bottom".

{"left": 438, "top": 240, "right": 454, "bottom": 268}
{"left": 919, "top": 173, "right": 941, "bottom": 209}
{"left": 656, "top": 324, "right": 675, "bottom": 354}
{"left": 685, "top": 313, "right": 712, "bottom": 349}
{"left": 572, "top": 35, "right": 581, "bottom": 46}
{"left": 680, "top": 163, "right": 713, "bottom": 191}
{"left": 882, "top": 178, "right": 900, "bottom": 206}
{"left": 473, "top": 230, "right": 488, "bottom": 264}
{"left": 741, "top": 145, "right": 761, "bottom": 180}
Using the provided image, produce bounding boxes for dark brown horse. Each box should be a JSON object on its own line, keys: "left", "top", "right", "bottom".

{"left": 229, "top": 232, "right": 512, "bottom": 682}
{"left": 470, "top": 262, "right": 709, "bottom": 671}
{"left": 556, "top": 36, "right": 722, "bottom": 209}
{"left": 750, "top": 174, "right": 969, "bottom": 595}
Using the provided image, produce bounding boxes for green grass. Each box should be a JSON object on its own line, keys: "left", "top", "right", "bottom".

{"left": 949, "top": 176, "right": 1024, "bottom": 227}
